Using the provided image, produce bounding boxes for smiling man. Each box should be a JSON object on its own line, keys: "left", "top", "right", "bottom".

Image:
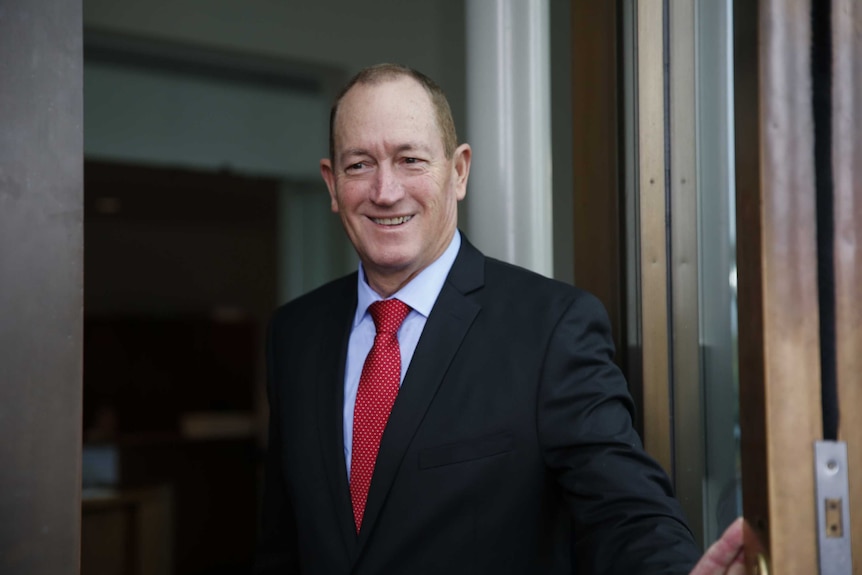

{"left": 319, "top": 71, "right": 471, "bottom": 299}
{"left": 255, "top": 63, "right": 744, "bottom": 575}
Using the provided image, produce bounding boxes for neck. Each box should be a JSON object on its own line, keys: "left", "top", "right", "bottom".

{"left": 365, "top": 268, "right": 420, "bottom": 299}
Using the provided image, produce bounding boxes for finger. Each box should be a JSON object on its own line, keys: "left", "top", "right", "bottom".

{"left": 689, "top": 518, "right": 745, "bottom": 575}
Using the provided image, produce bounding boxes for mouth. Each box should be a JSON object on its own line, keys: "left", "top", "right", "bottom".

{"left": 370, "top": 215, "right": 414, "bottom": 226}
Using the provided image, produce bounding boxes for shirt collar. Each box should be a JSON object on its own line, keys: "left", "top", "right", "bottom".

{"left": 354, "top": 230, "right": 462, "bottom": 327}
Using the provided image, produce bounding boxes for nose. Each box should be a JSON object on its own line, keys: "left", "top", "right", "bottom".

{"left": 370, "top": 164, "right": 404, "bottom": 206}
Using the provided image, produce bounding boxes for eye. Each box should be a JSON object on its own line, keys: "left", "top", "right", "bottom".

{"left": 346, "top": 162, "right": 366, "bottom": 172}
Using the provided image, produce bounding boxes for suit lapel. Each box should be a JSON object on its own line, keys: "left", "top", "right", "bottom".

{"left": 354, "top": 239, "right": 485, "bottom": 556}
{"left": 315, "top": 277, "right": 361, "bottom": 559}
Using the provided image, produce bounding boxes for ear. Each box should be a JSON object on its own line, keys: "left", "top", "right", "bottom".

{"left": 320, "top": 158, "right": 339, "bottom": 213}
{"left": 451, "top": 143, "right": 472, "bottom": 201}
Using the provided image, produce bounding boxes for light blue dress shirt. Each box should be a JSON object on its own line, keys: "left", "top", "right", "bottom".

{"left": 343, "top": 231, "right": 462, "bottom": 479}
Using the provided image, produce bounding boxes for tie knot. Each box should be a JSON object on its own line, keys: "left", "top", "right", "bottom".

{"left": 368, "top": 299, "right": 411, "bottom": 334}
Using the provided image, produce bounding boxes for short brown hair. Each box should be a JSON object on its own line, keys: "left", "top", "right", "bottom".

{"left": 328, "top": 63, "right": 458, "bottom": 160}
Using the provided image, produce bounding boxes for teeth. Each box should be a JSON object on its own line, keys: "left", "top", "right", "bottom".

{"left": 373, "top": 215, "right": 413, "bottom": 225}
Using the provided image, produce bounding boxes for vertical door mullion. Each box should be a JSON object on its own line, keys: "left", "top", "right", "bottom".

{"left": 668, "top": 0, "right": 704, "bottom": 547}
{"left": 637, "top": 0, "right": 673, "bottom": 476}
{"left": 734, "top": 1, "right": 823, "bottom": 572}
{"left": 570, "top": 1, "right": 623, "bottom": 362}
{"left": 832, "top": 0, "right": 862, "bottom": 568}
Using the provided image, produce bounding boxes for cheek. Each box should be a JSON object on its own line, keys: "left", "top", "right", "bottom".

{"left": 335, "top": 187, "right": 364, "bottom": 214}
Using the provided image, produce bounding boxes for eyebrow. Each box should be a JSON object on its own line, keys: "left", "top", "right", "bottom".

{"left": 338, "top": 142, "right": 432, "bottom": 163}
{"left": 339, "top": 148, "right": 371, "bottom": 160}
{"left": 392, "top": 142, "right": 430, "bottom": 155}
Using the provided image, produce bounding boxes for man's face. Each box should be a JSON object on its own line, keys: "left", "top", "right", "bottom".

{"left": 320, "top": 77, "right": 471, "bottom": 295}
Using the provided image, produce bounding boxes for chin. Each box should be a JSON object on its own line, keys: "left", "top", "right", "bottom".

{"left": 365, "top": 251, "right": 418, "bottom": 274}
{"left": 371, "top": 257, "right": 415, "bottom": 273}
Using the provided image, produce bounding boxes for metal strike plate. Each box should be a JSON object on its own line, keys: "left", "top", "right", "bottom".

{"left": 815, "top": 441, "right": 853, "bottom": 575}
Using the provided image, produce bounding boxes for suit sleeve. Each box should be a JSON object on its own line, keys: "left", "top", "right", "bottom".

{"left": 253, "top": 320, "right": 301, "bottom": 575}
{"left": 537, "top": 292, "right": 701, "bottom": 575}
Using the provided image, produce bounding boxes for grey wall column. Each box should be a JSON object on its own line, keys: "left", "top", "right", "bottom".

{"left": 465, "top": 0, "right": 553, "bottom": 276}
{"left": 0, "top": 0, "right": 84, "bottom": 573}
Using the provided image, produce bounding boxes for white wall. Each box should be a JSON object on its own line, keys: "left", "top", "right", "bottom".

{"left": 83, "top": 0, "right": 468, "bottom": 138}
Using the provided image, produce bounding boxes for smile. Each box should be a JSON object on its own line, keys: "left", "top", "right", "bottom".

{"left": 371, "top": 215, "right": 413, "bottom": 226}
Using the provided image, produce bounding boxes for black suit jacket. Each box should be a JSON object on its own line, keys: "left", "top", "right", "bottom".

{"left": 255, "top": 238, "right": 700, "bottom": 574}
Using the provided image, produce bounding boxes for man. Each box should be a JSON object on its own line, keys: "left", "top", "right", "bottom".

{"left": 255, "top": 63, "right": 745, "bottom": 574}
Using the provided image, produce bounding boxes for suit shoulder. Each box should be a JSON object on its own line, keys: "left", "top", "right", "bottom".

{"left": 479, "top": 257, "right": 613, "bottom": 332}
{"left": 269, "top": 272, "right": 357, "bottom": 327}
{"left": 483, "top": 257, "right": 602, "bottom": 307}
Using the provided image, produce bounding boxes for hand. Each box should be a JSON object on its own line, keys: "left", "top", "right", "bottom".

{"left": 689, "top": 517, "right": 745, "bottom": 575}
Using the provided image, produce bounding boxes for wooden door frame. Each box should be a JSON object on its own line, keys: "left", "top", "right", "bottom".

{"left": 735, "top": 0, "right": 861, "bottom": 571}
{"left": 572, "top": 3, "right": 860, "bottom": 569}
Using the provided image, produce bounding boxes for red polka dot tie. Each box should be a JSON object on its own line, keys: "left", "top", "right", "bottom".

{"left": 350, "top": 298, "right": 411, "bottom": 533}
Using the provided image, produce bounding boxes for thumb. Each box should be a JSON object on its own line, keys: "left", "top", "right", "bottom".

{"left": 689, "top": 518, "right": 745, "bottom": 575}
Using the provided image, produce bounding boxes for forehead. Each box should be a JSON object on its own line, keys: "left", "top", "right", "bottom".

{"left": 333, "top": 77, "right": 443, "bottom": 152}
